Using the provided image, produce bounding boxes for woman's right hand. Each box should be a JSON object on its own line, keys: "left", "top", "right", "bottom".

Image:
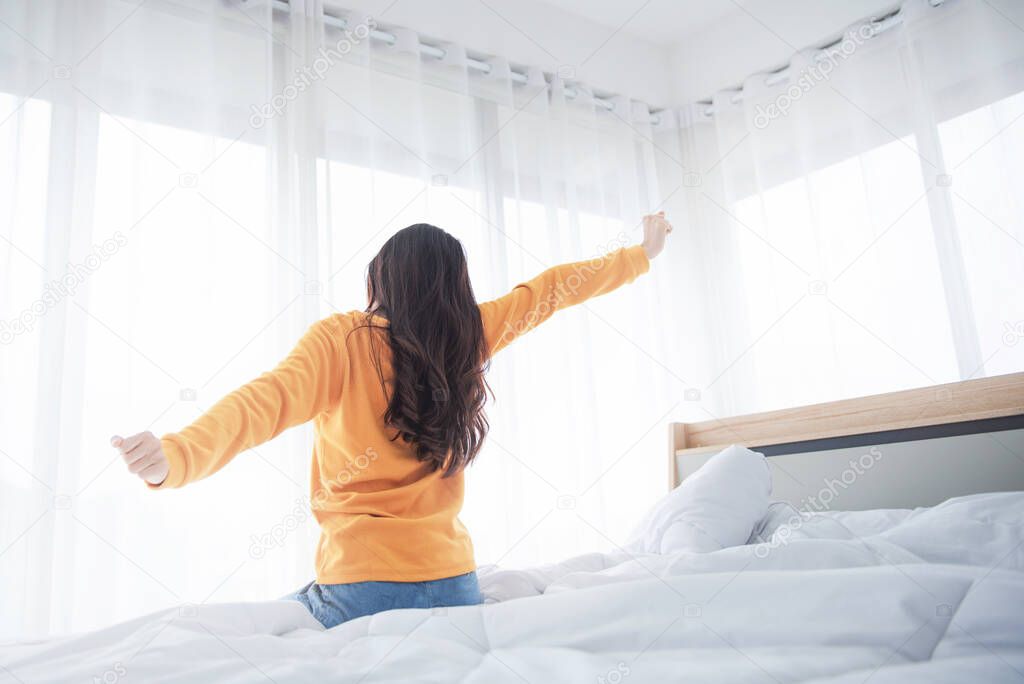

{"left": 641, "top": 211, "right": 673, "bottom": 260}
{"left": 111, "top": 432, "right": 169, "bottom": 486}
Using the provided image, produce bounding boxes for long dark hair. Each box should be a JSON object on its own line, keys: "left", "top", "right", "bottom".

{"left": 363, "top": 224, "right": 489, "bottom": 476}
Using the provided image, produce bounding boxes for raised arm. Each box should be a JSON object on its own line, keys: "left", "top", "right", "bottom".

{"left": 479, "top": 213, "right": 671, "bottom": 355}
{"left": 112, "top": 317, "right": 344, "bottom": 489}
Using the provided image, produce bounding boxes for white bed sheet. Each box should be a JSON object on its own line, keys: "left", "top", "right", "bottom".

{"left": 2, "top": 492, "right": 1023, "bottom": 683}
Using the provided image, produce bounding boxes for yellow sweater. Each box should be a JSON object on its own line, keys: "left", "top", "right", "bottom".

{"left": 154, "top": 245, "right": 650, "bottom": 583}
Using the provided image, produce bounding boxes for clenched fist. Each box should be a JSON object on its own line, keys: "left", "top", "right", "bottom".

{"left": 641, "top": 211, "right": 673, "bottom": 260}
{"left": 111, "top": 432, "right": 169, "bottom": 486}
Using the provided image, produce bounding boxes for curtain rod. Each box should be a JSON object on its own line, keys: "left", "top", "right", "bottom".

{"left": 693, "top": 0, "right": 946, "bottom": 116}
{"left": 267, "top": 0, "right": 946, "bottom": 127}
{"left": 267, "top": 0, "right": 664, "bottom": 126}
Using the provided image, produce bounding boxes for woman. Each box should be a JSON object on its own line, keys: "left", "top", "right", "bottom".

{"left": 111, "top": 212, "right": 672, "bottom": 628}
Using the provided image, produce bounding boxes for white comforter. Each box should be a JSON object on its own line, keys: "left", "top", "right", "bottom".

{"left": 3, "top": 492, "right": 1023, "bottom": 683}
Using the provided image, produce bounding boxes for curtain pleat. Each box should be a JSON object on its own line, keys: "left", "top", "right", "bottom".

{"left": 667, "top": 0, "right": 1024, "bottom": 418}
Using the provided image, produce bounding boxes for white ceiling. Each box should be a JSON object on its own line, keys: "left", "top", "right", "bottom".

{"left": 533, "top": 0, "right": 904, "bottom": 103}
{"left": 536, "top": 0, "right": 739, "bottom": 47}
{"left": 343, "top": 0, "right": 903, "bottom": 106}
{"left": 535, "top": 0, "right": 901, "bottom": 50}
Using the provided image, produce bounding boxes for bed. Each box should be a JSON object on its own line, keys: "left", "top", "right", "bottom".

{"left": 668, "top": 371, "right": 1024, "bottom": 508}
{"left": 2, "top": 374, "right": 1023, "bottom": 683}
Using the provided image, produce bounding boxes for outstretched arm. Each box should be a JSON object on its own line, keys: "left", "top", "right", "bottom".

{"left": 479, "top": 212, "right": 672, "bottom": 355}
{"left": 112, "top": 318, "right": 344, "bottom": 488}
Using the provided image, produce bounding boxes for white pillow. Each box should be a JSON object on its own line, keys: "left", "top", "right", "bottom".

{"left": 625, "top": 445, "right": 771, "bottom": 554}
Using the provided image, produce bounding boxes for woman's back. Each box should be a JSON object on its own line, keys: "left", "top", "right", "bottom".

{"left": 114, "top": 216, "right": 671, "bottom": 628}
{"left": 148, "top": 242, "right": 650, "bottom": 583}
{"left": 308, "top": 312, "right": 475, "bottom": 583}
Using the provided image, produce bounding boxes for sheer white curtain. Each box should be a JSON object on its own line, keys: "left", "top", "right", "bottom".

{"left": 0, "top": 1, "right": 681, "bottom": 637}
{"left": 667, "top": 0, "right": 1024, "bottom": 419}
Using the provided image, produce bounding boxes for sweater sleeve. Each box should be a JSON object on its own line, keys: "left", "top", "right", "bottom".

{"left": 151, "top": 317, "right": 344, "bottom": 489}
{"left": 478, "top": 245, "right": 650, "bottom": 356}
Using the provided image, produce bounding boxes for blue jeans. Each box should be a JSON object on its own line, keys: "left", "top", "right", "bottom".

{"left": 284, "top": 571, "right": 483, "bottom": 628}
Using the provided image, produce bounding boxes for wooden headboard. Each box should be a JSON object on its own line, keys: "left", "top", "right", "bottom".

{"left": 667, "top": 372, "right": 1024, "bottom": 507}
